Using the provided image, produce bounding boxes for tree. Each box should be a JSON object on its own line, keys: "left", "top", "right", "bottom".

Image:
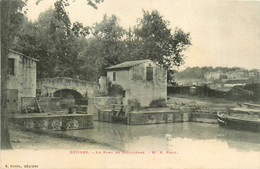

{"left": 93, "top": 14, "right": 127, "bottom": 65}
{"left": 78, "top": 37, "right": 107, "bottom": 81}
{"left": 123, "top": 27, "right": 143, "bottom": 61}
{"left": 134, "top": 10, "right": 191, "bottom": 83}
{"left": 1, "top": 0, "right": 104, "bottom": 149}
{"left": 53, "top": 0, "right": 95, "bottom": 37}
{"left": 78, "top": 15, "right": 128, "bottom": 81}
{"left": 1, "top": 0, "right": 27, "bottom": 150}
{"left": 79, "top": 11, "right": 191, "bottom": 83}
{"left": 12, "top": 9, "right": 84, "bottom": 78}
{"left": 134, "top": 10, "right": 174, "bottom": 64}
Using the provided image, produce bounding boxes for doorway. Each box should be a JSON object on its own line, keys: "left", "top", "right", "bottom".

{"left": 7, "top": 89, "right": 18, "bottom": 114}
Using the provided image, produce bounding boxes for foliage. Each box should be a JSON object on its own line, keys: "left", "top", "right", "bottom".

{"left": 78, "top": 15, "right": 128, "bottom": 80}
{"left": 132, "top": 10, "right": 191, "bottom": 83}
{"left": 79, "top": 10, "right": 191, "bottom": 83}
{"left": 1, "top": 0, "right": 28, "bottom": 150}
{"left": 1, "top": 0, "right": 27, "bottom": 43}
{"left": 93, "top": 15, "right": 127, "bottom": 65}
{"left": 78, "top": 10, "right": 191, "bottom": 83}
{"left": 149, "top": 98, "right": 167, "bottom": 108}
{"left": 53, "top": 0, "right": 95, "bottom": 37}
{"left": 11, "top": 8, "right": 192, "bottom": 83}
{"left": 175, "top": 67, "right": 205, "bottom": 79}
{"left": 12, "top": 9, "right": 84, "bottom": 78}
{"left": 134, "top": 10, "right": 173, "bottom": 63}
{"left": 134, "top": 10, "right": 191, "bottom": 69}
{"left": 1, "top": 0, "right": 104, "bottom": 150}
{"left": 167, "top": 69, "right": 179, "bottom": 85}
{"left": 12, "top": 0, "right": 104, "bottom": 79}
{"left": 108, "top": 83, "right": 124, "bottom": 97}
{"left": 77, "top": 37, "right": 106, "bottom": 80}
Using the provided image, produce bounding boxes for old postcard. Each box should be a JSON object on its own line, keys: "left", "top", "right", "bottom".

{"left": 1, "top": 0, "right": 260, "bottom": 168}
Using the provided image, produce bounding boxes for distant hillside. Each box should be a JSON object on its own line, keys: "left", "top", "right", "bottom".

{"left": 174, "top": 66, "right": 245, "bottom": 79}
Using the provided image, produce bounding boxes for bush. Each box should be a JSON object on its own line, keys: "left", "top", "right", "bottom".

{"left": 149, "top": 98, "right": 167, "bottom": 108}
{"left": 108, "top": 83, "right": 124, "bottom": 97}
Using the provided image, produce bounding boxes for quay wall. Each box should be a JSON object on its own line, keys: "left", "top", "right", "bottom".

{"left": 9, "top": 114, "right": 93, "bottom": 131}
{"left": 127, "top": 111, "right": 217, "bottom": 125}
{"left": 127, "top": 110, "right": 186, "bottom": 125}
{"left": 88, "top": 97, "right": 121, "bottom": 120}
{"left": 95, "top": 108, "right": 219, "bottom": 125}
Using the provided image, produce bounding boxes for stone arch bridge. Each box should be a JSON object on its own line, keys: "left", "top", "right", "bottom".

{"left": 37, "top": 77, "right": 99, "bottom": 99}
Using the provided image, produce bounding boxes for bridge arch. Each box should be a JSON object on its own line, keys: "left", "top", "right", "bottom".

{"left": 53, "top": 89, "right": 84, "bottom": 100}
{"left": 37, "top": 77, "right": 100, "bottom": 98}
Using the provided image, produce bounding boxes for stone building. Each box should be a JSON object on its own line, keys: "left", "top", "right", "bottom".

{"left": 204, "top": 70, "right": 225, "bottom": 82}
{"left": 226, "top": 69, "right": 248, "bottom": 80}
{"left": 106, "top": 59, "right": 167, "bottom": 107}
{"left": 7, "top": 50, "right": 38, "bottom": 113}
{"left": 248, "top": 69, "right": 260, "bottom": 82}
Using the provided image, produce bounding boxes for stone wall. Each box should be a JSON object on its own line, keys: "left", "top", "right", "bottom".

{"left": 7, "top": 51, "right": 37, "bottom": 112}
{"left": 98, "top": 110, "right": 114, "bottom": 122}
{"left": 21, "top": 97, "right": 37, "bottom": 108}
{"left": 92, "top": 104, "right": 220, "bottom": 125}
{"left": 99, "top": 76, "right": 108, "bottom": 95}
{"left": 88, "top": 97, "right": 121, "bottom": 120}
{"left": 127, "top": 110, "right": 190, "bottom": 125}
{"left": 21, "top": 97, "right": 75, "bottom": 114}
{"left": 107, "top": 60, "right": 167, "bottom": 107}
{"left": 21, "top": 97, "right": 37, "bottom": 113}
{"left": 128, "top": 61, "right": 167, "bottom": 107}
{"left": 127, "top": 110, "right": 218, "bottom": 125}
{"left": 37, "top": 97, "right": 67, "bottom": 112}
{"left": 9, "top": 114, "right": 93, "bottom": 131}
{"left": 37, "top": 77, "right": 100, "bottom": 98}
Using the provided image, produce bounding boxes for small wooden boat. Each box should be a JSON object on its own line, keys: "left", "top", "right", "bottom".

{"left": 217, "top": 108, "right": 260, "bottom": 132}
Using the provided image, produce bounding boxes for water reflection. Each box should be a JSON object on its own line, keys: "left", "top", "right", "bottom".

{"left": 58, "top": 122, "right": 260, "bottom": 152}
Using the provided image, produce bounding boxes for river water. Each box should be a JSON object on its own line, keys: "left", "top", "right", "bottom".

{"left": 59, "top": 122, "right": 260, "bottom": 152}
{"left": 55, "top": 122, "right": 260, "bottom": 168}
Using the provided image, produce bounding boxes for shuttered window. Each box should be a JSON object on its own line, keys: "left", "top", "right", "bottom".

{"left": 8, "top": 58, "right": 15, "bottom": 75}
{"left": 113, "top": 72, "right": 116, "bottom": 81}
{"left": 146, "top": 67, "right": 153, "bottom": 81}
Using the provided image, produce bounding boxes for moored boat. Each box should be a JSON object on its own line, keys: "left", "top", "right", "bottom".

{"left": 217, "top": 107, "right": 260, "bottom": 132}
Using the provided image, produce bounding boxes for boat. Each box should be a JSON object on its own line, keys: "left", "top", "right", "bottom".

{"left": 217, "top": 107, "right": 260, "bottom": 132}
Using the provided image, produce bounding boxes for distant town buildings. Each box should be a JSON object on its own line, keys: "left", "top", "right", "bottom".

{"left": 204, "top": 70, "right": 226, "bottom": 82}
{"left": 175, "top": 68, "right": 260, "bottom": 90}
{"left": 206, "top": 69, "right": 260, "bottom": 90}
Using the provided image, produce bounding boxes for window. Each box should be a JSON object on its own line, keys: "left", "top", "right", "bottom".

{"left": 146, "top": 67, "right": 153, "bottom": 81}
{"left": 8, "top": 58, "right": 15, "bottom": 75}
{"left": 113, "top": 72, "right": 116, "bottom": 81}
{"left": 122, "top": 90, "right": 126, "bottom": 98}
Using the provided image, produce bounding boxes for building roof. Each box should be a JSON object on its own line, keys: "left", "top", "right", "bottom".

{"left": 107, "top": 59, "right": 150, "bottom": 70}
{"left": 107, "top": 59, "right": 167, "bottom": 71}
{"left": 9, "top": 50, "right": 39, "bottom": 62}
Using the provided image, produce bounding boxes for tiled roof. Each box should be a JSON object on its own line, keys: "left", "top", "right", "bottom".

{"left": 106, "top": 59, "right": 151, "bottom": 70}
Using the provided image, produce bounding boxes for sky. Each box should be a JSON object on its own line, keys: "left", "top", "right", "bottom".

{"left": 25, "top": 0, "right": 260, "bottom": 70}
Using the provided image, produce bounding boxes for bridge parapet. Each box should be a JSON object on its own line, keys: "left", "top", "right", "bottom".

{"left": 37, "top": 77, "right": 99, "bottom": 98}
